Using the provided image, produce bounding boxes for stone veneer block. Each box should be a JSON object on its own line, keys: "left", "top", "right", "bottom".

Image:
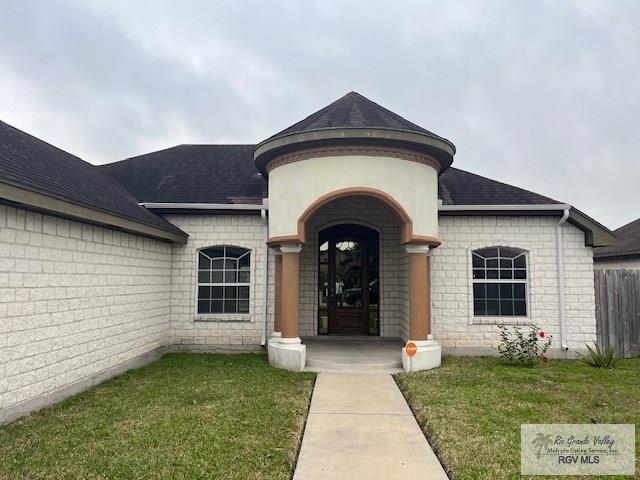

{"left": 163, "top": 214, "right": 272, "bottom": 349}
{"left": 431, "top": 216, "right": 596, "bottom": 352}
{"left": 0, "top": 205, "right": 598, "bottom": 421}
{"left": 0, "top": 205, "right": 172, "bottom": 417}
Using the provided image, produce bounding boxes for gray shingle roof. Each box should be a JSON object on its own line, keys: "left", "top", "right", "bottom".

{"left": 0, "top": 120, "right": 184, "bottom": 236}
{"left": 594, "top": 217, "right": 640, "bottom": 258}
{"left": 101, "top": 144, "right": 561, "bottom": 207}
{"left": 101, "top": 144, "right": 266, "bottom": 205}
{"left": 264, "top": 91, "right": 451, "bottom": 143}
{"left": 439, "top": 167, "right": 561, "bottom": 205}
{"left": 254, "top": 91, "right": 456, "bottom": 175}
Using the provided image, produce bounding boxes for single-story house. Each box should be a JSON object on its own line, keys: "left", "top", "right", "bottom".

{"left": 594, "top": 217, "right": 640, "bottom": 269}
{"left": 0, "top": 92, "right": 614, "bottom": 423}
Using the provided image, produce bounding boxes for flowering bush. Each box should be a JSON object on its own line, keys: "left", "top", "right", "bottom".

{"left": 497, "top": 324, "right": 552, "bottom": 366}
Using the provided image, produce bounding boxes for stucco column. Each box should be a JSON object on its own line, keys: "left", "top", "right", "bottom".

{"left": 403, "top": 244, "right": 441, "bottom": 372}
{"left": 407, "top": 244, "right": 431, "bottom": 340}
{"left": 272, "top": 251, "right": 283, "bottom": 337}
{"left": 279, "top": 243, "right": 302, "bottom": 341}
{"left": 268, "top": 243, "right": 306, "bottom": 371}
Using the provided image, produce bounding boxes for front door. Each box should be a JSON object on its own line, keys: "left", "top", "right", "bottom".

{"left": 318, "top": 224, "right": 379, "bottom": 335}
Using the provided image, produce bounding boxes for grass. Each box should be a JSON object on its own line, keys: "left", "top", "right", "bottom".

{"left": 396, "top": 356, "right": 640, "bottom": 480}
{"left": 0, "top": 353, "right": 315, "bottom": 480}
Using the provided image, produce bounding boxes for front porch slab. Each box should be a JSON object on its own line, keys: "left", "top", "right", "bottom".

{"left": 303, "top": 337, "right": 403, "bottom": 372}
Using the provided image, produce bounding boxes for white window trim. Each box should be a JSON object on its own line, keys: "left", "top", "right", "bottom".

{"left": 468, "top": 246, "right": 532, "bottom": 325}
{"left": 194, "top": 245, "right": 254, "bottom": 322}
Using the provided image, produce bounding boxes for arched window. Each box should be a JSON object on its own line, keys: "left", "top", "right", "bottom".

{"left": 472, "top": 247, "right": 528, "bottom": 317}
{"left": 197, "top": 246, "right": 250, "bottom": 314}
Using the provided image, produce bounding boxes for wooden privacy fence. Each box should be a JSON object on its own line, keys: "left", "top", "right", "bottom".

{"left": 594, "top": 269, "right": 640, "bottom": 358}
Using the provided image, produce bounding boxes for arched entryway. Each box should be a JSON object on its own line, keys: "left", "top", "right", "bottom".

{"left": 297, "top": 195, "right": 405, "bottom": 339}
{"left": 266, "top": 169, "right": 445, "bottom": 373}
{"left": 317, "top": 224, "right": 380, "bottom": 336}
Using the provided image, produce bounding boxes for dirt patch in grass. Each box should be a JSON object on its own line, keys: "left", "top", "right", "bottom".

{"left": 396, "top": 356, "right": 640, "bottom": 480}
{"left": 0, "top": 353, "right": 316, "bottom": 480}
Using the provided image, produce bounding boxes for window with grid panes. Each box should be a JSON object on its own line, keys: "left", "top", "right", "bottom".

{"left": 472, "top": 247, "right": 528, "bottom": 316}
{"left": 197, "top": 246, "right": 250, "bottom": 314}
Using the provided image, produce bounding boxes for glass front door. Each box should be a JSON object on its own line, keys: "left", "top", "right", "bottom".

{"left": 318, "top": 224, "right": 379, "bottom": 335}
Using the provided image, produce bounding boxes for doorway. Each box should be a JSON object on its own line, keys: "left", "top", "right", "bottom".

{"left": 318, "top": 224, "right": 379, "bottom": 335}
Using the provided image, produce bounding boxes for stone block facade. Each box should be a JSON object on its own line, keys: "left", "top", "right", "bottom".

{"left": 431, "top": 216, "right": 596, "bottom": 353}
{"left": 0, "top": 205, "right": 172, "bottom": 421}
{"left": 165, "top": 214, "right": 272, "bottom": 351}
{"left": 0, "top": 206, "right": 598, "bottom": 422}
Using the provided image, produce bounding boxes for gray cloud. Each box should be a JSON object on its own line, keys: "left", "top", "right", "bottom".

{"left": 0, "top": 0, "right": 638, "bottom": 229}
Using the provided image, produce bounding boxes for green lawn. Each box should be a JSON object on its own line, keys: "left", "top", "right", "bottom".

{"left": 396, "top": 357, "right": 640, "bottom": 480}
{"left": 0, "top": 354, "right": 315, "bottom": 480}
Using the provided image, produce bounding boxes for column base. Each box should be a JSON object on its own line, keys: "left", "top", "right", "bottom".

{"left": 268, "top": 337, "right": 306, "bottom": 372}
{"left": 267, "top": 332, "right": 281, "bottom": 360}
{"left": 402, "top": 339, "right": 441, "bottom": 372}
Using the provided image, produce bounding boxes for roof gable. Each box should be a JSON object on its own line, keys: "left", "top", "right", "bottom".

{"left": 0, "top": 120, "right": 185, "bottom": 239}
{"left": 595, "top": 217, "right": 640, "bottom": 258}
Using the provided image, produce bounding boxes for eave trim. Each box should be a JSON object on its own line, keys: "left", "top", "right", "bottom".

{"left": 254, "top": 127, "right": 456, "bottom": 174}
{"left": 594, "top": 251, "right": 640, "bottom": 260}
{"left": 140, "top": 202, "right": 267, "bottom": 211}
{"left": 438, "top": 204, "right": 615, "bottom": 248}
{"left": 438, "top": 203, "right": 571, "bottom": 212}
{"left": 0, "top": 181, "right": 188, "bottom": 244}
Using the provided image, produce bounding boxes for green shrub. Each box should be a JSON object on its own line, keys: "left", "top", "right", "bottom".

{"left": 497, "top": 324, "right": 552, "bottom": 366}
{"left": 578, "top": 344, "right": 618, "bottom": 369}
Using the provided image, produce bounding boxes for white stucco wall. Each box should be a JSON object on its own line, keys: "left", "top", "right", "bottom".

{"left": 431, "top": 216, "right": 596, "bottom": 353}
{"left": 0, "top": 205, "right": 172, "bottom": 420}
{"left": 297, "top": 197, "right": 409, "bottom": 338}
{"left": 164, "top": 214, "right": 272, "bottom": 351}
{"left": 594, "top": 257, "right": 640, "bottom": 269}
{"left": 268, "top": 154, "right": 439, "bottom": 240}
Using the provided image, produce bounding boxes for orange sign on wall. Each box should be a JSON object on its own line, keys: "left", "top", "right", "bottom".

{"left": 405, "top": 342, "right": 417, "bottom": 357}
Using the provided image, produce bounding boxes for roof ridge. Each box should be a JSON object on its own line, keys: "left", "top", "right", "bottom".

{"left": 260, "top": 91, "right": 451, "bottom": 145}
{"left": 0, "top": 119, "right": 86, "bottom": 163}
{"left": 178, "top": 143, "right": 256, "bottom": 147}
{"left": 0, "top": 119, "right": 183, "bottom": 236}
{"left": 101, "top": 144, "right": 257, "bottom": 167}
{"left": 99, "top": 143, "right": 266, "bottom": 206}
{"left": 346, "top": 91, "right": 436, "bottom": 134}
{"left": 614, "top": 217, "right": 640, "bottom": 233}
{"left": 271, "top": 94, "right": 347, "bottom": 136}
{"left": 446, "top": 166, "right": 562, "bottom": 204}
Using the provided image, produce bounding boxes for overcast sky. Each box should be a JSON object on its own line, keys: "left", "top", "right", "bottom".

{"left": 1, "top": 0, "right": 638, "bottom": 229}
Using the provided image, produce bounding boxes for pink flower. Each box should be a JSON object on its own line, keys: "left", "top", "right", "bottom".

{"left": 539, "top": 331, "right": 545, "bottom": 338}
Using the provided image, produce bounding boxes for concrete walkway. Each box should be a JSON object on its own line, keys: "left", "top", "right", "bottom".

{"left": 293, "top": 373, "right": 448, "bottom": 480}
